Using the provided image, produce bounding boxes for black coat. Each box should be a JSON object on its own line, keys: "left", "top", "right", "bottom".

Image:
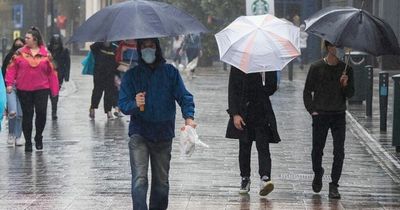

{"left": 225, "top": 66, "right": 281, "bottom": 143}
{"left": 49, "top": 48, "right": 71, "bottom": 84}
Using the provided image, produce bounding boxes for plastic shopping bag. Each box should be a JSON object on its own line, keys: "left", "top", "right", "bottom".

{"left": 179, "top": 125, "right": 209, "bottom": 157}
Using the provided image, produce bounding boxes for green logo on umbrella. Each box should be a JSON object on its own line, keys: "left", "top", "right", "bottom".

{"left": 252, "top": 0, "right": 269, "bottom": 15}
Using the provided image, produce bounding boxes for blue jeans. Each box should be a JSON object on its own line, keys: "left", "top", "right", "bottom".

{"left": 7, "top": 88, "right": 22, "bottom": 138}
{"left": 128, "top": 134, "right": 172, "bottom": 210}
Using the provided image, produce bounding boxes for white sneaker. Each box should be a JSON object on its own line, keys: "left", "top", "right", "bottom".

{"left": 259, "top": 176, "right": 274, "bottom": 196}
{"left": 7, "top": 135, "right": 15, "bottom": 145}
{"left": 15, "top": 137, "right": 24, "bottom": 146}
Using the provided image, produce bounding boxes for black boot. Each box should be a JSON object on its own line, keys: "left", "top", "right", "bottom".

{"left": 35, "top": 135, "right": 43, "bottom": 150}
{"left": 25, "top": 139, "right": 33, "bottom": 152}
{"left": 329, "top": 183, "right": 341, "bottom": 199}
{"left": 52, "top": 110, "right": 58, "bottom": 120}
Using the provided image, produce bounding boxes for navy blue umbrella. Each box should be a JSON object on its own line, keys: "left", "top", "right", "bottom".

{"left": 68, "top": 0, "right": 208, "bottom": 43}
{"left": 305, "top": 6, "right": 400, "bottom": 56}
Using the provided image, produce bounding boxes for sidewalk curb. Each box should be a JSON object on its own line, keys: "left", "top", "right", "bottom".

{"left": 346, "top": 111, "right": 400, "bottom": 184}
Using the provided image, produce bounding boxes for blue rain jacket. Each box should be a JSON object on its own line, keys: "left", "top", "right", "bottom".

{"left": 118, "top": 62, "right": 194, "bottom": 141}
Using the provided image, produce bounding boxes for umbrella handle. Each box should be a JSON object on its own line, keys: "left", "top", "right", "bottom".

{"left": 343, "top": 50, "right": 352, "bottom": 75}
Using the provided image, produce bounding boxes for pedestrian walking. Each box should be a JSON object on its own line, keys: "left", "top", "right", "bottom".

{"left": 1, "top": 37, "right": 25, "bottom": 145}
{"left": 171, "top": 35, "right": 184, "bottom": 66}
{"left": 47, "top": 34, "right": 71, "bottom": 120}
{"left": 5, "top": 27, "right": 59, "bottom": 152}
{"left": 303, "top": 40, "right": 354, "bottom": 199}
{"left": 119, "top": 38, "right": 195, "bottom": 210}
{"left": 226, "top": 66, "right": 281, "bottom": 196}
{"left": 89, "top": 42, "right": 119, "bottom": 119}
{"left": 180, "top": 33, "right": 202, "bottom": 73}
{"left": 299, "top": 24, "right": 309, "bottom": 69}
{"left": 0, "top": 71, "right": 5, "bottom": 133}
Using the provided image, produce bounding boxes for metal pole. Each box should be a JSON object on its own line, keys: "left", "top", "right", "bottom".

{"left": 392, "top": 74, "right": 400, "bottom": 152}
{"left": 365, "top": 65, "right": 373, "bottom": 117}
{"left": 288, "top": 61, "right": 293, "bottom": 81}
{"left": 379, "top": 72, "right": 389, "bottom": 132}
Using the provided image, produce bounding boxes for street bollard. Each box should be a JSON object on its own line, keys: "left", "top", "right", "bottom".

{"left": 1, "top": 36, "right": 8, "bottom": 62}
{"left": 392, "top": 74, "right": 400, "bottom": 152}
{"left": 288, "top": 61, "right": 293, "bottom": 81}
{"left": 379, "top": 72, "right": 389, "bottom": 132}
{"left": 365, "top": 65, "right": 374, "bottom": 117}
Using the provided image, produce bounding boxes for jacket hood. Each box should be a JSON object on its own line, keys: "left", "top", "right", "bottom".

{"left": 137, "top": 38, "right": 166, "bottom": 67}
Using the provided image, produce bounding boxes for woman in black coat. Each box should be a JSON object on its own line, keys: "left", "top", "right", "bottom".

{"left": 48, "top": 34, "right": 71, "bottom": 120}
{"left": 226, "top": 66, "right": 280, "bottom": 196}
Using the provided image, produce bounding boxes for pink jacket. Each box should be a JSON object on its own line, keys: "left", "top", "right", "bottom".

{"left": 5, "top": 45, "right": 59, "bottom": 96}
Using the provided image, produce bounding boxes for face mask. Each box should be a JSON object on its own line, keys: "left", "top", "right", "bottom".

{"left": 335, "top": 48, "right": 345, "bottom": 60}
{"left": 141, "top": 48, "right": 156, "bottom": 64}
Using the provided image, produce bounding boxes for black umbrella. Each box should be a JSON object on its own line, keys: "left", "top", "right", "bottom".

{"left": 304, "top": 6, "right": 400, "bottom": 56}
{"left": 68, "top": 0, "right": 208, "bottom": 43}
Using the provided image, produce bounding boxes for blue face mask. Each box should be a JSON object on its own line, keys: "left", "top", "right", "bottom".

{"left": 141, "top": 48, "right": 156, "bottom": 64}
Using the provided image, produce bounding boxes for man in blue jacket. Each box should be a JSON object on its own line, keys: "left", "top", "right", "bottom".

{"left": 119, "top": 38, "right": 196, "bottom": 210}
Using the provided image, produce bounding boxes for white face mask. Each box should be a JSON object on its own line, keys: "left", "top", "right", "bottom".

{"left": 141, "top": 48, "right": 156, "bottom": 64}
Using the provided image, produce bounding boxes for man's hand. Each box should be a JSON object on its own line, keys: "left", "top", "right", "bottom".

{"left": 340, "top": 74, "right": 348, "bottom": 87}
{"left": 185, "top": 118, "right": 197, "bottom": 128}
{"left": 6, "top": 86, "right": 12, "bottom": 94}
{"left": 135, "top": 92, "right": 146, "bottom": 108}
{"left": 233, "top": 115, "right": 246, "bottom": 130}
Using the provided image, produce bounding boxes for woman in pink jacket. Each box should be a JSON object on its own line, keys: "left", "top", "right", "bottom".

{"left": 5, "top": 27, "right": 59, "bottom": 152}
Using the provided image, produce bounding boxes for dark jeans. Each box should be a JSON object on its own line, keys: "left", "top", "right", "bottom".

{"left": 128, "top": 134, "right": 172, "bottom": 210}
{"left": 17, "top": 89, "right": 50, "bottom": 143}
{"left": 312, "top": 113, "right": 346, "bottom": 186}
{"left": 239, "top": 127, "right": 271, "bottom": 179}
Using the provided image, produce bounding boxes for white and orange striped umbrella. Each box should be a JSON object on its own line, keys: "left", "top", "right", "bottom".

{"left": 215, "top": 14, "right": 301, "bottom": 73}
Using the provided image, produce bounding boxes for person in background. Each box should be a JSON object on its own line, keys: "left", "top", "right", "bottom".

{"left": 119, "top": 38, "right": 195, "bottom": 210}
{"left": 5, "top": 27, "right": 59, "bottom": 152}
{"left": 180, "top": 33, "right": 202, "bottom": 73}
{"left": 2, "top": 37, "right": 25, "bottom": 145}
{"left": 89, "top": 42, "right": 119, "bottom": 119}
{"left": 48, "top": 34, "right": 70, "bottom": 120}
{"left": 0, "top": 71, "right": 6, "bottom": 133}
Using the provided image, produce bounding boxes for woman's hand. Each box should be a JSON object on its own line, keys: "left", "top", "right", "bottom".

{"left": 233, "top": 115, "right": 246, "bottom": 130}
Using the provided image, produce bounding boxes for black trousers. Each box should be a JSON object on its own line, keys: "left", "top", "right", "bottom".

{"left": 17, "top": 89, "right": 50, "bottom": 143}
{"left": 312, "top": 113, "right": 346, "bottom": 186}
{"left": 239, "top": 127, "right": 271, "bottom": 179}
{"left": 90, "top": 70, "right": 118, "bottom": 113}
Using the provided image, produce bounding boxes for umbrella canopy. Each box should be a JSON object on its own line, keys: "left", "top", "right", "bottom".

{"left": 304, "top": 6, "right": 400, "bottom": 56}
{"left": 68, "top": 0, "right": 208, "bottom": 43}
{"left": 215, "top": 14, "right": 300, "bottom": 73}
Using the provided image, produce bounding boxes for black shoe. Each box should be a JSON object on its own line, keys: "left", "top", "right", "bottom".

{"left": 239, "top": 177, "right": 251, "bottom": 194}
{"left": 52, "top": 111, "right": 58, "bottom": 120}
{"left": 312, "top": 168, "right": 324, "bottom": 193}
{"left": 329, "top": 183, "right": 341, "bottom": 199}
{"left": 259, "top": 176, "right": 274, "bottom": 196}
{"left": 25, "top": 141, "right": 33, "bottom": 152}
{"left": 35, "top": 136, "right": 43, "bottom": 150}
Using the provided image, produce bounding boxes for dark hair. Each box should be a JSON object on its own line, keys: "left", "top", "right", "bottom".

{"left": 48, "top": 34, "right": 64, "bottom": 53}
{"left": 27, "top": 26, "right": 44, "bottom": 46}
{"left": 137, "top": 38, "right": 164, "bottom": 66}
{"left": 324, "top": 40, "right": 335, "bottom": 50}
{"left": 10, "top": 37, "right": 25, "bottom": 52}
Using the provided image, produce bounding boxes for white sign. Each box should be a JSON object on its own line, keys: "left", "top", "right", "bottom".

{"left": 246, "top": 0, "right": 275, "bottom": 15}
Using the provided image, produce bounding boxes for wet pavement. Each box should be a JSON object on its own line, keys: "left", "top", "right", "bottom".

{"left": 1, "top": 57, "right": 400, "bottom": 209}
